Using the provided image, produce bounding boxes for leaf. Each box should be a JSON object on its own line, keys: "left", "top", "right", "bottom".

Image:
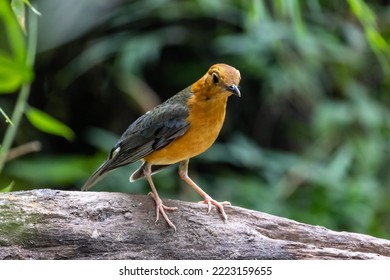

{"left": 25, "top": 106, "right": 75, "bottom": 141}
{"left": 10, "top": 0, "right": 41, "bottom": 33}
{"left": 0, "top": 107, "right": 14, "bottom": 126}
{"left": 11, "top": 0, "right": 26, "bottom": 33}
{"left": 347, "top": 0, "right": 390, "bottom": 73}
{"left": 0, "top": 52, "right": 33, "bottom": 93}
{"left": 0, "top": 0, "right": 26, "bottom": 64}
{"left": 0, "top": 1, "right": 33, "bottom": 93}
{"left": 0, "top": 181, "right": 14, "bottom": 192}
{"left": 23, "top": 0, "right": 41, "bottom": 16}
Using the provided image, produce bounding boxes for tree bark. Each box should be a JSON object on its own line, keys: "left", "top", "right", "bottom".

{"left": 0, "top": 189, "right": 389, "bottom": 259}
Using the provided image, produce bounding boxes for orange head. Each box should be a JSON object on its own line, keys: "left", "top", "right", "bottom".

{"left": 191, "top": 63, "right": 241, "bottom": 100}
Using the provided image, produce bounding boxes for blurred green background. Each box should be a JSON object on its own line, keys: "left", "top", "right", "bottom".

{"left": 1, "top": 0, "right": 390, "bottom": 239}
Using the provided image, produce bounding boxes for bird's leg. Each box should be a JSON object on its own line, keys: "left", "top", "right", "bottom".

{"left": 143, "top": 163, "right": 178, "bottom": 230}
{"left": 179, "top": 159, "right": 230, "bottom": 221}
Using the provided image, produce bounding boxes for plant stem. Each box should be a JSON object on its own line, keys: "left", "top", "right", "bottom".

{"left": 0, "top": 11, "right": 38, "bottom": 175}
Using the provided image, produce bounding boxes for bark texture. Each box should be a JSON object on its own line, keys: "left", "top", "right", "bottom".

{"left": 0, "top": 189, "right": 389, "bottom": 259}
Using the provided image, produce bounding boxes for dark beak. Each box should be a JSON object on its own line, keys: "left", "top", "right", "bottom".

{"left": 227, "top": 84, "right": 241, "bottom": 97}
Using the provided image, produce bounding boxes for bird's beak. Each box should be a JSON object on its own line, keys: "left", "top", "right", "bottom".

{"left": 227, "top": 84, "right": 241, "bottom": 97}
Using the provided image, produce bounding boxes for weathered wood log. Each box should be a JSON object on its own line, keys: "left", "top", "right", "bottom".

{"left": 0, "top": 189, "right": 389, "bottom": 259}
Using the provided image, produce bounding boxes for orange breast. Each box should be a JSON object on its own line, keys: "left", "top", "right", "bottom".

{"left": 144, "top": 94, "right": 228, "bottom": 165}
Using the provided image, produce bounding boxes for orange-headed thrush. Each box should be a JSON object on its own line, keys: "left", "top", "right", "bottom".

{"left": 82, "top": 63, "right": 241, "bottom": 230}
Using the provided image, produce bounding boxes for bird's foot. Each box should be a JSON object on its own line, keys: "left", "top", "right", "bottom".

{"left": 148, "top": 192, "right": 178, "bottom": 231}
{"left": 198, "top": 195, "right": 231, "bottom": 221}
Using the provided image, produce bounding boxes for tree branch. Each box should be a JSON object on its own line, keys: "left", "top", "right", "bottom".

{"left": 0, "top": 189, "right": 389, "bottom": 259}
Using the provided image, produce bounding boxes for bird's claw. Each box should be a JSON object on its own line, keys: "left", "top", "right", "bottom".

{"left": 198, "top": 196, "right": 230, "bottom": 221}
{"left": 148, "top": 192, "right": 178, "bottom": 231}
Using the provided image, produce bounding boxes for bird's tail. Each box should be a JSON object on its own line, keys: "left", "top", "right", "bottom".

{"left": 81, "top": 160, "right": 112, "bottom": 191}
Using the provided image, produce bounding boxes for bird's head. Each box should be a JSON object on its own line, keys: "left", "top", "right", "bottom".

{"left": 192, "top": 63, "right": 241, "bottom": 99}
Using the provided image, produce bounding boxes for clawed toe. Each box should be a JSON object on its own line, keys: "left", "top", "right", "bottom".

{"left": 148, "top": 192, "right": 177, "bottom": 231}
{"left": 198, "top": 196, "right": 230, "bottom": 221}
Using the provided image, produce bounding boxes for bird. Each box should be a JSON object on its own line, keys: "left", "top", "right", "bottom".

{"left": 82, "top": 63, "right": 241, "bottom": 230}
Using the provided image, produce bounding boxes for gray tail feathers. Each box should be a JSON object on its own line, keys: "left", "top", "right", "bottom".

{"left": 83, "top": 161, "right": 172, "bottom": 190}
{"left": 81, "top": 161, "right": 111, "bottom": 191}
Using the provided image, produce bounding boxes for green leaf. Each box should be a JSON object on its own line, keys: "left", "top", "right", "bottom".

{"left": 0, "top": 181, "right": 14, "bottom": 192}
{"left": 10, "top": 0, "right": 41, "bottom": 33}
{"left": 23, "top": 0, "right": 41, "bottom": 16}
{"left": 25, "top": 106, "right": 75, "bottom": 141}
{"left": 347, "top": 0, "right": 390, "bottom": 73}
{"left": 0, "top": 107, "right": 14, "bottom": 126}
{"left": 0, "top": 1, "right": 33, "bottom": 93}
{"left": 0, "top": 52, "right": 33, "bottom": 93}
{"left": 11, "top": 0, "right": 26, "bottom": 33}
{"left": 0, "top": 0, "right": 26, "bottom": 64}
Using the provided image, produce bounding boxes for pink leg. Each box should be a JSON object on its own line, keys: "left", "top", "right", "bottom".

{"left": 143, "top": 163, "right": 177, "bottom": 230}
{"left": 179, "top": 159, "right": 230, "bottom": 221}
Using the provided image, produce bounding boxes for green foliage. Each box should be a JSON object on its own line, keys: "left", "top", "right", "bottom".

{"left": 0, "top": 1, "right": 71, "bottom": 176}
{"left": 5, "top": 155, "right": 89, "bottom": 185}
{"left": 348, "top": 0, "right": 390, "bottom": 73}
{"left": 25, "top": 106, "right": 75, "bottom": 141}
{"left": 0, "top": 0, "right": 32, "bottom": 93}
{"left": 0, "top": 107, "right": 13, "bottom": 126}
{"left": 0, "top": 181, "right": 14, "bottom": 192}
{"left": 1, "top": 0, "right": 390, "bottom": 239}
{"left": 0, "top": 0, "right": 37, "bottom": 176}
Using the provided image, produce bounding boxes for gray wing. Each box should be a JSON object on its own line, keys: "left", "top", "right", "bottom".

{"left": 82, "top": 95, "right": 191, "bottom": 191}
{"left": 111, "top": 102, "right": 190, "bottom": 168}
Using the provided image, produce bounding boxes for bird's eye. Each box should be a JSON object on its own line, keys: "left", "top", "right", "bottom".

{"left": 212, "top": 73, "right": 219, "bottom": 84}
